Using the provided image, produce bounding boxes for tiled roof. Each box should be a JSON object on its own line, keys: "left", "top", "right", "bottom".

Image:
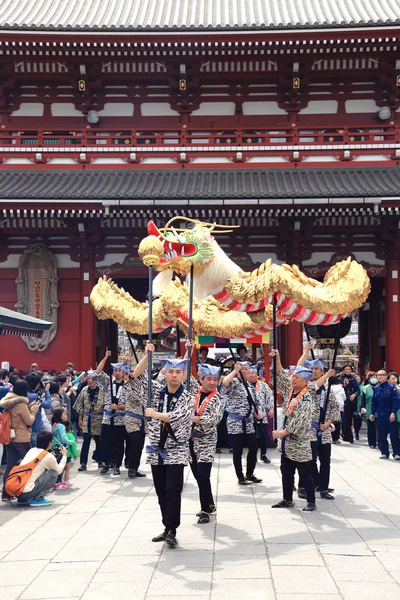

{"left": 0, "top": 168, "right": 399, "bottom": 200}
{"left": 0, "top": 0, "right": 399, "bottom": 32}
{"left": 0, "top": 306, "right": 52, "bottom": 330}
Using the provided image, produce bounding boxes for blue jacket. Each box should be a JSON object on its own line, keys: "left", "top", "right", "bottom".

{"left": 338, "top": 374, "right": 360, "bottom": 399}
{"left": 28, "top": 390, "right": 52, "bottom": 433}
{"left": 371, "top": 382, "right": 400, "bottom": 417}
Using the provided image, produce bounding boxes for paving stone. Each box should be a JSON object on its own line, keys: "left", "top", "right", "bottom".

{"left": 271, "top": 565, "right": 336, "bottom": 594}
{"left": 267, "top": 543, "right": 324, "bottom": 566}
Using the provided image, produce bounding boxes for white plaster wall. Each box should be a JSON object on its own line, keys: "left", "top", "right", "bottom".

{"left": 302, "top": 156, "right": 340, "bottom": 162}
{"left": 246, "top": 157, "right": 289, "bottom": 163}
{"left": 57, "top": 254, "right": 80, "bottom": 267}
{"left": 191, "top": 157, "right": 232, "bottom": 164}
{"left": 140, "top": 158, "right": 176, "bottom": 164}
{"left": 51, "top": 103, "right": 82, "bottom": 117}
{"left": 91, "top": 158, "right": 126, "bottom": 164}
{"left": 11, "top": 103, "right": 44, "bottom": 116}
{"left": 4, "top": 158, "right": 33, "bottom": 164}
{"left": 192, "top": 102, "right": 236, "bottom": 116}
{"left": 345, "top": 99, "right": 378, "bottom": 113}
{"left": 242, "top": 101, "right": 287, "bottom": 115}
{"left": 299, "top": 101, "right": 338, "bottom": 114}
{"left": 353, "top": 155, "right": 390, "bottom": 161}
{"left": 96, "top": 254, "right": 128, "bottom": 268}
{"left": 0, "top": 253, "right": 79, "bottom": 268}
{"left": 140, "top": 103, "right": 178, "bottom": 116}
{"left": 98, "top": 103, "right": 134, "bottom": 117}
{"left": 302, "top": 251, "right": 383, "bottom": 267}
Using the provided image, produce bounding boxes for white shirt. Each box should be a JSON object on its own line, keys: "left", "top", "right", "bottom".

{"left": 20, "top": 448, "right": 67, "bottom": 493}
{"left": 331, "top": 384, "right": 346, "bottom": 410}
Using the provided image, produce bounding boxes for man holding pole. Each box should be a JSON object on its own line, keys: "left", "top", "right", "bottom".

{"left": 222, "top": 362, "right": 263, "bottom": 486}
{"left": 270, "top": 349, "right": 316, "bottom": 512}
{"left": 189, "top": 363, "right": 224, "bottom": 524}
{"left": 297, "top": 358, "right": 338, "bottom": 500}
{"left": 127, "top": 342, "right": 195, "bottom": 548}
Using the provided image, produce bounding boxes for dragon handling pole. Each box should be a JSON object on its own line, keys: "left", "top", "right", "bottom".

{"left": 105, "top": 320, "right": 115, "bottom": 411}
{"left": 126, "top": 331, "right": 139, "bottom": 365}
{"left": 322, "top": 321, "right": 342, "bottom": 423}
{"left": 272, "top": 298, "right": 278, "bottom": 431}
{"left": 187, "top": 264, "right": 194, "bottom": 391}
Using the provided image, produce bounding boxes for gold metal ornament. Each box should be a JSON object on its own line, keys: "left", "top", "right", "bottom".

{"left": 138, "top": 236, "right": 164, "bottom": 268}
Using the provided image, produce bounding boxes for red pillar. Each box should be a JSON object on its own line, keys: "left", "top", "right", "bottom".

{"left": 385, "top": 260, "right": 400, "bottom": 371}
{"left": 285, "top": 320, "right": 304, "bottom": 367}
{"left": 79, "top": 257, "right": 96, "bottom": 371}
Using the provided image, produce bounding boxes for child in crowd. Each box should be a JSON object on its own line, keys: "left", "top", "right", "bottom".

{"left": 51, "top": 407, "right": 77, "bottom": 489}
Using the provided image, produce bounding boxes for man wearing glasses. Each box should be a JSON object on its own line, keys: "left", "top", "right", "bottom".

{"left": 370, "top": 370, "right": 400, "bottom": 460}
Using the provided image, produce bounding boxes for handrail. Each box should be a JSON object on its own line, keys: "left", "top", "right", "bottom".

{"left": 0, "top": 125, "right": 396, "bottom": 149}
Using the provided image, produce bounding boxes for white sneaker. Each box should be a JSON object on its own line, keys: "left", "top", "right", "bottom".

{"left": 380, "top": 454, "right": 389, "bottom": 459}
{"left": 394, "top": 455, "right": 400, "bottom": 461}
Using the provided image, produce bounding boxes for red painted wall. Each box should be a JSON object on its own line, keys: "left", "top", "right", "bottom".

{"left": 0, "top": 268, "right": 81, "bottom": 372}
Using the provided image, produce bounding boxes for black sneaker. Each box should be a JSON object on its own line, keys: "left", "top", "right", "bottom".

{"left": 297, "top": 488, "right": 307, "bottom": 500}
{"left": 303, "top": 503, "right": 317, "bottom": 512}
{"left": 128, "top": 469, "right": 136, "bottom": 479}
{"left": 272, "top": 500, "right": 294, "bottom": 508}
{"left": 196, "top": 505, "right": 216, "bottom": 517}
{"left": 320, "top": 491, "right": 335, "bottom": 500}
{"left": 135, "top": 471, "right": 146, "bottom": 478}
{"left": 260, "top": 455, "right": 271, "bottom": 464}
{"left": 165, "top": 531, "right": 177, "bottom": 547}
{"left": 100, "top": 466, "right": 109, "bottom": 475}
{"left": 216, "top": 448, "right": 222, "bottom": 454}
{"left": 197, "top": 512, "right": 210, "bottom": 524}
{"left": 152, "top": 531, "right": 167, "bottom": 543}
{"left": 246, "top": 475, "right": 262, "bottom": 483}
{"left": 355, "top": 434, "right": 360, "bottom": 440}
{"left": 78, "top": 465, "right": 87, "bottom": 472}
{"left": 112, "top": 467, "right": 121, "bottom": 476}
{"left": 238, "top": 477, "right": 252, "bottom": 486}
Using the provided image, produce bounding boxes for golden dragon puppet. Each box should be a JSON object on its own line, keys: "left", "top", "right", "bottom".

{"left": 90, "top": 217, "right": 370, "bottom": 339}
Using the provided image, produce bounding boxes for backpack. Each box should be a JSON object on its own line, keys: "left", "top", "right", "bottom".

{"left": 0, "top": 410, "right": 11, "bottom": 445}
{"left": 5, "top": 450, "right": 47, "bottom": 497}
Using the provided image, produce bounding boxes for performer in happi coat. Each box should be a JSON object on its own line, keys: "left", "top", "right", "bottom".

{"left": 246, "top": 365, "right": 274, "bottom": 464}
{"left": 222, "top": 362, "right": 263, "bottom": 486}
{"left": 296, "top": 352, "right": 339, "bottom": 500}
{"left": 95, "top": 347, "right": 151, "bottom": 476}
{"left": 270, "top": 349, "right": 316, "bottom": 512}
{"left": 74, "top": 370, "right": 105, "bottom": 471}
{"left": 126, "top": 344, "right": 194, "bottom": 548}
{"left": 190, "top": 363, "right": 224, "bottom": 524}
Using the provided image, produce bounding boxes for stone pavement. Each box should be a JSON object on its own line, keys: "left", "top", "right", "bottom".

{"left": 1, "top": 432, "right": 400, "bottom": 600}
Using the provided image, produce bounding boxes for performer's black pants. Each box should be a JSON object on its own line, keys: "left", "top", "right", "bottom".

{"left": 257, "top": 423, "right": 270, "bottom": 457}
{"left": 80, "top": 433, "right": 101, "bottom": 466}
{"left": 343, "top": 402, "right": 355, "bottom": 442}
{"left": 127, "top": 430, "right": 145, "bottom": 471}
{"left": 307, "top": 441, "right": 331, "bottom": 493}
{"left": 151, "top": 464, "right": 184, "bottom": 535}
{"left": 189, "top": 440, "right": 214, "bottom": 512}
{"left": 101, "top": 424, "right": 125, "bottom": 468}
{"left": 281, "top": 455, "right": 315, "bottom": 504}
{"left": 353, "top": 414, "right": 362, "bottom": 437}
{"left": 367, "top": 419, "right": 377, "bottom": 447}
{"left": 231, "top": 432, "right": 258, "bottom": 479}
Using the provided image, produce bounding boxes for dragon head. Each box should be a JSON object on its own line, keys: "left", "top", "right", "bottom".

{"left": 138, "top": 217, "right": 237, "bottom": 276}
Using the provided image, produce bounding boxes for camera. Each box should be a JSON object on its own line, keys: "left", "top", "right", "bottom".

{"left": 53, "top": 444, "right": 63, "bottom": 456}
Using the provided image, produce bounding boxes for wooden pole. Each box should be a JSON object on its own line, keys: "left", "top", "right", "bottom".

{"left": 186, "top": 264, "right": 194, "bottom": 391}
{"left": 273, "top": 298, "right": 278, "bottom": 430}
{"left": 147, "top": 265, "right": 154, "bottom": 408}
